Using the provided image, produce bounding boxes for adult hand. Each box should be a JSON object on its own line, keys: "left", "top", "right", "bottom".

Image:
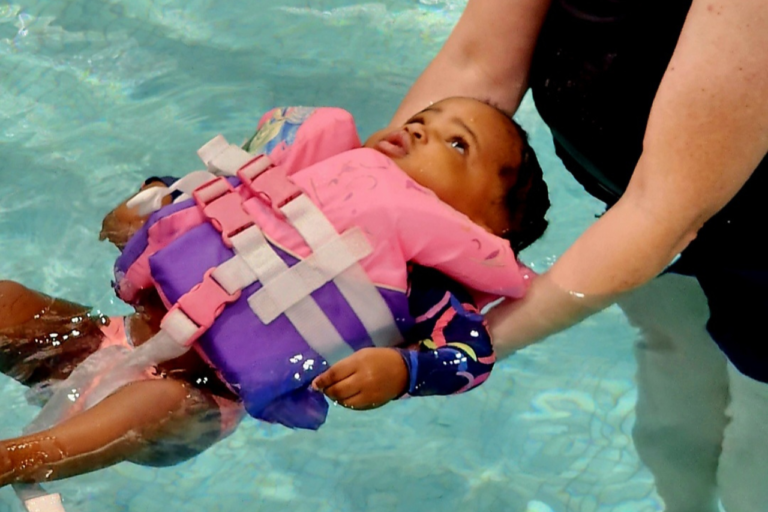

{"left": 312, "top": 348, "right": 408, "bottom": 410}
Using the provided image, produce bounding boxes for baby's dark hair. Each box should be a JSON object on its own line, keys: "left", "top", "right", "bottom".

{"left": 500, "top": 119, "right": 550, "bottom": 253}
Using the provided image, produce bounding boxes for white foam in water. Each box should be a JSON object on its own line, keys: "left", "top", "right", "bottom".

{"left": 0, "top": 1, "right": 662, "bottom": 510}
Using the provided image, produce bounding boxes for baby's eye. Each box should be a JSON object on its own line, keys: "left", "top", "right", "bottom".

{"left": 450, "top": 138, "right": 468, "bottom": 155}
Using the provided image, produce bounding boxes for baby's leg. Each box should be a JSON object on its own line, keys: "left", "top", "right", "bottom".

{"left": 0, "top": 280, "right": 103, "bottom": 384}
{"left": 0, "top": 280, "right": 89, "bottom": 329}
{"left": 0, "top": 376, "right": 223, "bottom": 486}
{"left": 0, "top": 280, "right": 234, "bottom": 479}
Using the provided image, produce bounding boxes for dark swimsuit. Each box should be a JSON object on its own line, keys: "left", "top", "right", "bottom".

{"left": 529, "top": 0, "right": 768, "bottom": 382}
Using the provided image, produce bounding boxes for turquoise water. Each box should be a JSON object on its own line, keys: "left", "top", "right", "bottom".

{"left": 0, "top": 1, "right": 658, "bottom": 510}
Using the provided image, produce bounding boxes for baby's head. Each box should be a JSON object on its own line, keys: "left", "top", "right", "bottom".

{"left": 366, "top": 97, "right": 549, "bottom": 252}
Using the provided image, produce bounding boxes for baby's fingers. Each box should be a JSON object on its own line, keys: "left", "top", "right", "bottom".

{"left": 311, "top": 359, "right": 354, "bottom": 392}
{"left": 322, "top": 378, "right": 361, "bottom": 405}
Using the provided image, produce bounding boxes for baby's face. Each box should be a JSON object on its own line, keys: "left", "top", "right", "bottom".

{"left": 366, "top": 97, "right": 522, "bottom": 235}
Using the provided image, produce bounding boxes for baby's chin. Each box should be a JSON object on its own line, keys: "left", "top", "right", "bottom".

{"left": 362, "top": 128, "right": 390, "bottom": 148}
{"left": 369, "top": 138, "right": 408, "bottom": 160}
{"left": 359, "top": 142, "right": 424, "bottom": 185}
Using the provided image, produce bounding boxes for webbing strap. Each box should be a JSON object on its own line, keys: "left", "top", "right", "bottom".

{"left": 197, "top": 135, "right": 254, "bottom": 176}
{"left": 231, "top": 226, "right": 352, "bottom": 364}
{"left": 127, "top": 132, "right": 256, "bottom": 216}
{"left": 330, "top": 265, "right": 402, "bottom": 347}
{"left": 211, "top": 254, "right": 257, "bottom": 295}
{"left": 281, "top": 195, "right": 403, "bottom": 347}
{"left": 249, "top": 227, "right": 372, "bottom": 323}
{"left": 22, "top": 493, "right": 65, "bottom": 512}
{"left": 161, "top": 308, "right": 203, "bottom": 347}
{"left": 281, "top": 194, "right": 337, "bottom": 245}
{"left": 126, "top": 170, "right": 217, "bottom": 216}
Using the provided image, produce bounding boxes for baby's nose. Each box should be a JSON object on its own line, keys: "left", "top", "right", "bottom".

{"left": 406, "top": 124, "right": 427, "bottom": 143}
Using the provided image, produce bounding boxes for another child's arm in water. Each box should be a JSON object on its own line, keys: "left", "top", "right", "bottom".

{"left": 99, "top": 177, "right": 175, "bottom": 250}
{"left": 312, "top": 265, "right": 495, "bottom": 409}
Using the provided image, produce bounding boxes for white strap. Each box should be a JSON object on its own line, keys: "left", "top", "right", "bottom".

{"left": 210, "top": 145, "right": 253, "bottom": 176}
{"left": 231, "top": 225, "right": 286, "bottom": 278}
{"left": 171, "top": 170, "right": 220, "bottom": 194}
{"left": 169, "top": 173, "right": 219, "bottom": 204}
{"left": 198, "top": 134, "right": 253, "bottom": 176}
{"left": 23, "top": 493, "right": 65, "bottom": 512}
{"left": 15, "top": 485, "right": 66, "bottom": 512}
{"left": 126, "top": 170, "right": 218, "bottom": 215}
{"left": 160, "top": 309, "right": 200, "bottom": 347}
{"left": 331, "top": 265, "right": 403, "bottom": 347}
{"left": 281, "top": 194, "right": 338, "bottom": 247}
{"left": 197, "top": 135, "right": 229, "bottom": 166}
{"left": 281, "top": 195, "right": 403, "bottom": 347}
{"left": 128, "top": 135, "right": 256, "bottom": 213}
{"left": 126, "top": 186, "right": 173, "bottom": 216}
{"left": 230, "top": 226, "right": 352, "bottom": 363}
{"left": 284, "top": 300, "right": 353, "bottom": 364}
{"left": 126, "top": 134, "right": 260, "bottom": 216}
{"left": 249, "top": 227, "right": 372, "bottom": 323}
{"left": 211, "top": 255, "right": 258, "bottom": 295}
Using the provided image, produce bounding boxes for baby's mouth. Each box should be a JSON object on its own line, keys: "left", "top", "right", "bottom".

{"left": 374, "top": 130, "right": 410, "bottom": 158}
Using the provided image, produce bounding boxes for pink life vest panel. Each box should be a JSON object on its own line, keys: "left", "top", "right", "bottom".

{"left": 113, "top": 107, "right": 527, "bottom": 429}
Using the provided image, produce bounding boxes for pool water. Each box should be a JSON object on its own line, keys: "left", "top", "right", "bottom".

{"left": 0, "top": 1, "right": 659, "bottom": 510}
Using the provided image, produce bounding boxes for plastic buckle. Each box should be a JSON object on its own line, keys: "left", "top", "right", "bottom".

{"left": 237, "top": 154, "right": 272, "bottom": 183}
{"left": 193, "top": 176, "right": 233, "bottom": 206}
{"left": 193, "top": 177, "right": 254, "bottom": 248}
{"left": 239, "top": 162, "right": 301, "bottom": 215}
{"left": 172, "top": 269, "right": 242, "bottom": 344}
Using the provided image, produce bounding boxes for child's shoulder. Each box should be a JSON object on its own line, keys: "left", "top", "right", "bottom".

{"left": 406, "top": 264, "right": 476, "bottom": 308}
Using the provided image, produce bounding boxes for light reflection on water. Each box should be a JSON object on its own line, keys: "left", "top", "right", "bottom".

{"left": 0, "top": 1, "right": 657, "bottom": 511}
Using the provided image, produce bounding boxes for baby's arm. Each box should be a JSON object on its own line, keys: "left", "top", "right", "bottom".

{"left": 396, "top": 306, "right": 494, "bottom": 397}
{"left": 99, "top": 178, "right": 175, "bottom": 250}
{"left": 0, "top": 376, "right": 220, "bottom": 487}
{"left": 313, "top": 266, "right": 496, "bottom": 408}
{"left": 395, "top": 265, "right": 495, "bottom": 397}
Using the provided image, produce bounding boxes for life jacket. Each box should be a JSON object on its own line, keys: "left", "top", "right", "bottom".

{"left": 61, "top": 107, "right": 529, "bottom": 431}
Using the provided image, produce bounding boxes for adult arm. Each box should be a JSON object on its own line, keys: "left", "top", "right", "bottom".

{"left": 387, "top": 0, "right": 551, "bottom": 128}
{"left": 488, "top": 0, "right": 768, "bottom": 356}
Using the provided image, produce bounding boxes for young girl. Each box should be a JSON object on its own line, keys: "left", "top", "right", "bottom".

{"left": 0, "top": 97, "right": 549, "bottom": 496}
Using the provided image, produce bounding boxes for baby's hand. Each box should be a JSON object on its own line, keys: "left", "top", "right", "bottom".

{"left": 312, "top": 347, "right": 408, "bottom": 410}
{"left": 99, "top": 182, "right": 170, "bottom": 250}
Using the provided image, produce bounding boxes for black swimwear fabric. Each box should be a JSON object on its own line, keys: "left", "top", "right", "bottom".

{"left": 529, "top": 0, "right": 768, "bottom": 381}
{"left": 144, "top": 175, "right": 184, "bottom": 201}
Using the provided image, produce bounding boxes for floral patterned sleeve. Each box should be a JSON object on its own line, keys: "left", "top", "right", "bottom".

{"left": 397, "top": 265, "right": 496, "bottom": 397}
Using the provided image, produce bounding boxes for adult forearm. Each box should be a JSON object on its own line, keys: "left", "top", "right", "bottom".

{"left": 487, "top": 194, "right": 688, "bottom": 357}
{"left": 390, "top": 0, "right": 551, "bottom": 127}
{"left": 489, "top": 0, "right": 768, "bottom": 357}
